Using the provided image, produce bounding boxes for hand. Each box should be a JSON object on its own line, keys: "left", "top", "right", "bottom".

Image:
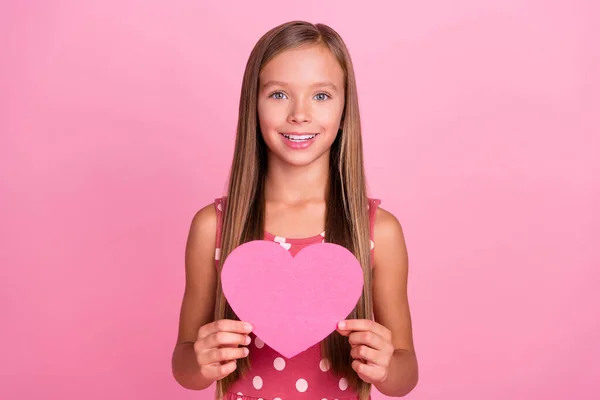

{"left": 337, "top": 319, "right": 394, "bottom": 384}
{"left": 194, "top": 319, "right": 253, "bottom": 381}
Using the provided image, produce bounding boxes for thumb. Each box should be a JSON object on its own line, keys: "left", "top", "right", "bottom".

{"left": 336, "top": 321, "right": 352, "bottom": 336}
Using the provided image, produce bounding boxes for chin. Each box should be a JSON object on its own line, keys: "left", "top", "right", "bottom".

{"left": 273, "top": 152, "right": 324, "bottom": 167}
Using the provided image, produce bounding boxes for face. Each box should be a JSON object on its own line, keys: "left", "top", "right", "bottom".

{"left": 257, "top": 44, "right": 345, "bottom": 168}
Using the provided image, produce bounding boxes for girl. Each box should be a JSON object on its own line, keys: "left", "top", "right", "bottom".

{"left": 172, "top": 21, "right": 418, "bottom": 400}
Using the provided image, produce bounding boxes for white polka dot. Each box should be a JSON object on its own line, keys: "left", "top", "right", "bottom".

{"left": 273, "top": 236, "right": 286, "bottom": 243}
{"left": 215, "top": 248, "right": 221, "bottom": 261}
{"left": 339, "top": 377, "right": 349, "bottom": 391}
{"left": 370, "top": 240, "right": 375, "bottom": 250}
{"left": 319, "top": 358, "right": 331, "bottom": 372}
{"left": 279, "top": 242, "right": 291, "bottom": 250}
{"left": 253, "top": 376, "right": 263, "bottom": 389}
{"left": 320, "top": 231, "right": 325, "bottom": 237}
{"left": 274, "top": 398, "right": 282, "bottom": 400}
{"left": 217, "top": 202, "right": 223, "bottom": 211}
{"left": 273, "top": 357, "right": 286, "bottom": 371}
{"left": 254, "top": 337, "right": 264, "bottom": 349}
{"left": 296, "top": 378, "right": 308, "bottom": 392}
{"left": 236, "top": 393, "right": 243, "bottom": 396}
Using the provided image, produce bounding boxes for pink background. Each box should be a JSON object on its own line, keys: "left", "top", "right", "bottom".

{"left": 1, "top": 1, "right": 598, "bottom": 399}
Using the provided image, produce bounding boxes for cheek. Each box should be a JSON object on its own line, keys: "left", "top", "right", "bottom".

{"left": 258, "top": 102, "right": 285, "bottom": 132}
{"left": 314, "top": 104, "right": 344, "bottom": 129}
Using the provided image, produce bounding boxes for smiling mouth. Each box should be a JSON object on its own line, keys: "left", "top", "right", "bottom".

{"left": 280, "top": 133, "right": 318, "bottom": 142}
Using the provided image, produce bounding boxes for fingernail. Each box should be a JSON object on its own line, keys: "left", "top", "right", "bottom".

{"left": 338, "top": 321, "right": 346, "bottom": 329}
{"left": 245, "top": 336, "right": 251, "bottom": 345}
{"left": 243, "top": 323, "right": 253, "bottom": 332}
{"left": 244, "top": 347, "right": 249, "bottom": 356}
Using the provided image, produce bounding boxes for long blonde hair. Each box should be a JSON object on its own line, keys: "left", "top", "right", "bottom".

{"left": 215, "top": 20, "right": 373, "bottom": 400}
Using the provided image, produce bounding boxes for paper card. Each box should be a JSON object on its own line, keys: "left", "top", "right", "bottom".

{"left": 221, "top": 240, "right": 364, "bottom": 359}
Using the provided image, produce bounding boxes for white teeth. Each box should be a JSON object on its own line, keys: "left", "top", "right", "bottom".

{"left": 283, "top": 134, "right": 316, "bottom": 141}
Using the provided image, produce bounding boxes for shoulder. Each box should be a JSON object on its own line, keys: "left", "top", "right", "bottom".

{"left": 187, "top": 201, "right": 219, "bottom": 249}
{"left": 191, "top": 202, "right": 218, "bottom": 231}
{"left": 373, "top": 206, "right": 405, "bottom": 241}
{"left": 372, "top": 206, "right": 408, "bottom": 267}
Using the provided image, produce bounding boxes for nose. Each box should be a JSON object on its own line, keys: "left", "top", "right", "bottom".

{"left": 287, "top": 99, "right": 311, "bottom": 124}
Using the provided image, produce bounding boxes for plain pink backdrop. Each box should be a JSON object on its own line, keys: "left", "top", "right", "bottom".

{"left": 1, "top": 1, "right": 598, "bottom": 399}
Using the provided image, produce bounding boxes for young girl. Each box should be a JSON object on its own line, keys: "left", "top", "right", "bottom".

{"left": 172, "top": 21, "right": 418, "bottom": 400}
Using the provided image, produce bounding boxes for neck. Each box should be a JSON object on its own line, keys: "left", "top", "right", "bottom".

{"left": 264, "top": 155, "right": 329, "bottom": 205}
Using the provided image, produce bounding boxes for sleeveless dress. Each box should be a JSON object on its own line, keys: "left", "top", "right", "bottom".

{"left": 214, "top": 197, "right": 381, "bottom": 400}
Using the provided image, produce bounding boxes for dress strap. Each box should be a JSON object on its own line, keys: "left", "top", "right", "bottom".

{"left": 368, "top": 198, "right": 381, "bottom": 266}
{"left": 368, "top": 198, "right": 381, "bottom": 241}
{"left": 213, "top": 197, "right": 227, "bottom": 268}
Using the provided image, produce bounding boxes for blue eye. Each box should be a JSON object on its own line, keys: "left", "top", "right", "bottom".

{"left": 314, "top": 93, "right": 330, "bottom": 101}
{"left": 268, "top": 91, "right": 330, "bottom": 101}
{"left": 270, "top": 91, "right": 287, "bottom": 100}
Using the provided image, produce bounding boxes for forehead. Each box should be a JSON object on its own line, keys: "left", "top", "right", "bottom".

{"left": 259, "top": 45, "right": 344, "bottom": 88}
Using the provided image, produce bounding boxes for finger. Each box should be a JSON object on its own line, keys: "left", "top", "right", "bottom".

{"left": 348, "top": 330, "right": 386, "bottom": 351}
{"left": 198, "top": 319, "right": 253, "bottom": 339}
{"left": 352, "top": 360, "right": 386, "bottom": 383}
{"left": 350, "top": 345, "right": 385, "bottom": 366}
{"left": 201, "top": 360, "right": 237, "bottom": 381}
{"left": 337, "top": 320, "right": 391, "bottom": 340}
{"left": 205, "top": 331, "right": 251, "bottom": 348}
{"left": 198, "top": 346, "right": 249, "bottom": 366}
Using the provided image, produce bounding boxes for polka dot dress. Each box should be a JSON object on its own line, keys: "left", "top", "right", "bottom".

{"left": 214, "top": 197, "right": 381, "bottom": 400}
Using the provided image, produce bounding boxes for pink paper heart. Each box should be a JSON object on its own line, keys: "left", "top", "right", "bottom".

{"left": 221, "top": 240, "right": 364, "bottom": 359}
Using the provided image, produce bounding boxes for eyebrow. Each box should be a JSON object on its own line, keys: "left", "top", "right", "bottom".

{"left": 261, "top": 80, "right": 339, "bottom": 92}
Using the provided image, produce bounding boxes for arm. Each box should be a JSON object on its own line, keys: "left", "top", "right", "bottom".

{"left": 171, "top": 203, "right": 218, "bottom": 390}
{"left": 371, "top": 207, "right": 418, "bottom": 396}
{"left": 337, "top": 207, "right": 418, "bottom": 397}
